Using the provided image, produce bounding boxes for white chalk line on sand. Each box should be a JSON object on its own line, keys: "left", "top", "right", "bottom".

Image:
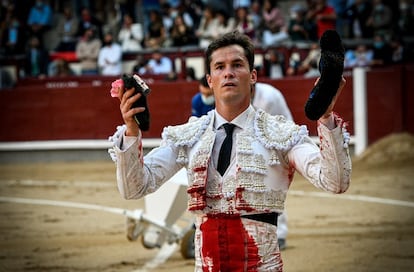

{"left": 289, "top": 190, "right": 414, "bottom": 208}
{"left": 1, "top": 188, "right": 413, "bottom": 271}
{"left": 0, "top": 196, "right": 179, "bottom": 272}
{"left": 130, "top": 243, "right": 178, "bottom": 272}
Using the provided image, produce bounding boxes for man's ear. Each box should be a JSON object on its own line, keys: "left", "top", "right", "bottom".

{"left": 250, "top": 69, "right": 257, "bottom": 85}
{"left": 206, "top": 74, "right": 212, "bottom": 89}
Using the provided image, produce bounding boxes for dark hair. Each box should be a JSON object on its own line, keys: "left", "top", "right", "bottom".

{"left": 199, "top": 75, "right": 209, "bottom": 87}
{"left": 204, "top": 30, "right": 255, "bottom": 74}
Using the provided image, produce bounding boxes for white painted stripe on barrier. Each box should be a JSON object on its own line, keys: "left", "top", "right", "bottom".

{"left": 289, "top": 190, "right": 414, "bottom": 208}
{"left": 0, "top": 138, "right": 162, "bottom": 151}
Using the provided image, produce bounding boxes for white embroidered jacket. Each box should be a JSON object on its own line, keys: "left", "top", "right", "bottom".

{"left": 109, "top": 107, "right": 351, "bottom": 215}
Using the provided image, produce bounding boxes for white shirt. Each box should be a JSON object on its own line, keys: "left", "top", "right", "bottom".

{"left": 118, "top": 23, "right": 143, "bottom": 52}
{"left": 139, "top": 57, "right": 173, "bottom": 75}
{"left": 98, "top": 42, "right": 123, "bottom": 76}
{"left": 252, "top": 82, "right": 293, "bottom": 120}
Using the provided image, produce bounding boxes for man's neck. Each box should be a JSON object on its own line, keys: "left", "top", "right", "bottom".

{"left": 216, "top": 103, "right": 250, "bottom": 122}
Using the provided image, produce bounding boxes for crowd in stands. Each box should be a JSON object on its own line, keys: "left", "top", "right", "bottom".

{"left": 0, "top": 0, "right": 414, "bottom": 84}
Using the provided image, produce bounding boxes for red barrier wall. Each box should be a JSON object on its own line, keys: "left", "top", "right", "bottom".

{"left": 0, "top": 64, "right": 413, "bottom": 144}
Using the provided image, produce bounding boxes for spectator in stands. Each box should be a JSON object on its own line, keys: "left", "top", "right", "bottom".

{"left": 371, "top": 33, "right": 393, "bottom": 66}
{"left": 195, "top": 6, "right": 219, "bottom": 48}
{"left": 261, "top": 0, "right": 289, "bottom": 47}
{"left": 160, "top": 2, "right": 176, "bottom": 39}
{"left": 285, "top": 51, "right": 302, "bottom": 76}
{"left": 118, "top": 13, "right": 144, "bottom": 52}
{"left": 287, "top": 42, "right": 321, "bottom": 76}
{"left": 102, "top": 6, "right": 121, "bottom": 38}
{"left": 306, "top": 0, "right": 337, "bottom": 39}
{"left": 169, "top": 13, "right": 198, "bottom": 47}
{"left": 397, "top": 0, "right": 414, "bottom": 36}
{"left": 303, "top": 59, "right": 321, "bottom": 78}
{"left": 186, "top": 67, "right": 197, "bottom": 81}
{"left": 26, "top": 0, "right": 53, "bottom": 46}
{"left": 234, "top": 6, "right": 256, "bottom": 43}
{"left": 327, "top": 0, "right": 348, "bottom": 36}
{"left": 174, "top": 1, "right": 196, "bottom": 28}
{"left": 344, "top": 44, "right": 374, "bottom": 69}
{"left": 98, "top": 32, "right": 123, "bottom": 76}
{"left": 24, "top": 35, "right": 49, "bottom": 79}
{"left": 287, "top": 4, "right": 310, "bottom": 41}
{"left": 48, "top": 58, "right": 74, "bottom": 77}
{"left": 0, "top": 14, "right": 25, "bottom": 55}
{"left": 117, "top": 0, "right": 138, "bottom": 23}
{"left": 144, "top": 9, "right": 167, "bottom": 49}
{"left": 215, "top": 9, "right": 236, "bottom": 38}
{"left": 138, "top": 50, "right": 173, "bottom": 76}
{"left": 344, "top": 0, "right": 373, "bottom": 39}
{"left": 76, "top": 7, "right": 103, "bottom": 41}
{"left": 0, "top": 68, "right": 15, "bottom": 89}
{"left": 250, "top": 0, "right": 263, "bottom": 35}
{"left": 191, "top": 75, "right": 215, "bottom": 117}
{"left": 262, "top": 48, "right": 285, "bottom": 79}
{"left": 75, "top": 26, "right": 101, "bottom": 75}
{"left": 390, "top": 36, "right": 408, "bottom": 64}
{"left": 54, "top": 6, "right": 79, "bottom": 52}
{"left": 0, "top": 0, "right": 12, "bottom": 23}
{"left": 366, "top": 0, "right": 394, "bottom": 40}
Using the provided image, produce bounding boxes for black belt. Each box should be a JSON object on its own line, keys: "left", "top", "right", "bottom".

{"left": 241, "top": 212, "right": 279, "bottom": 226}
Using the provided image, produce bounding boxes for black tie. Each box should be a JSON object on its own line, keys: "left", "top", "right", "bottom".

{"left": 217, "top": 123, "right": 235, "bottom": 176}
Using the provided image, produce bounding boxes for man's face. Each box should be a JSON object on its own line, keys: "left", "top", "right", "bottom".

{"left": 206, "top": 45, "right": 256, "bottom": 108}
{"left": 153, "top": 53, "right": 162, "bottom": 63}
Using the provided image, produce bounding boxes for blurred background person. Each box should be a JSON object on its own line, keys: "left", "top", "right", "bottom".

{"left": 262, "top": 48, "right": 285, "bottom": 79}
{"left": 48, "top": 58, "right": 74, "bottom": 77}
{"left": 76, "top": 7, "right": 103, "bottom": 42}
{"left": 24, "top": 35, "right": 49, "bottom": 79}
{"left": 366, "top": 0, "right": 394, "bottom": 41}
{"left": 75, "top": 26, "right": 101, "bottom": 75}
{"left": 168, "top": 13, "right": 198, "bottom": 47}
{"left": 98, "top": 32, "right": 122, "bottom": 76}
{"left": 191, "top": 75, "right": 215, "bottom": 117}
{"left": 344, "top": 0, "right": 373, "bottom": 39}
{"left": 306, "top": 0, "right": 337, "bottom": 39}
{"left": 390, "top": 35, "right": 408, "bottom": 64}
{"left": 118, "top": 13, "right": 144, "bottom": 52}
{"left": 144, "top": 9, "right": 167, "bottom": 49}
{"left": 234, "top": 6, "right": 256, "bottom": 43}
{"left": 0, "top": 14, "right": 25, "bottom": 56}
{"left": 261, "top": 0, "right": 289, "bottom": 47}
{"left": 215, "top": 9, "right": 236, "bottom": 38}
{"left": 195, "top": 6, "right": 218, "bottom": 48}
{"left": 287, "top": 4, "right": 310, "bottom": 41}
{"left": 26, "top": 0, "right": 53, "bottom": 47}
{"left": 344, "top": 44, "right": 374, "bottom": 69}
{"left": 138, "top": 50, "right": 173, "bottom": 75}
{"left": 251, "top": 81, "right": 294, "bottom": 250}
{"left": 54, "top": 6, "right": 79, "bottom": 52}
{"left": 287, "top": 42, "right": 321, "bottom": 76}
{"left": 397, "top": 0, "right": 414, "bottom": 37}
{"left": 371, "top": 33, "right": 393, "bottom": 66}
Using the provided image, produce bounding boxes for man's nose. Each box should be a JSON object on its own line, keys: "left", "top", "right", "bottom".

{"left": 223, "top": 66, "right": 235, "bottom": 78}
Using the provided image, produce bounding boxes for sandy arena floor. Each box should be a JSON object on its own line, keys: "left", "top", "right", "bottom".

{"left": 0, "top": 133, "right": 413, "bottom": 272}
